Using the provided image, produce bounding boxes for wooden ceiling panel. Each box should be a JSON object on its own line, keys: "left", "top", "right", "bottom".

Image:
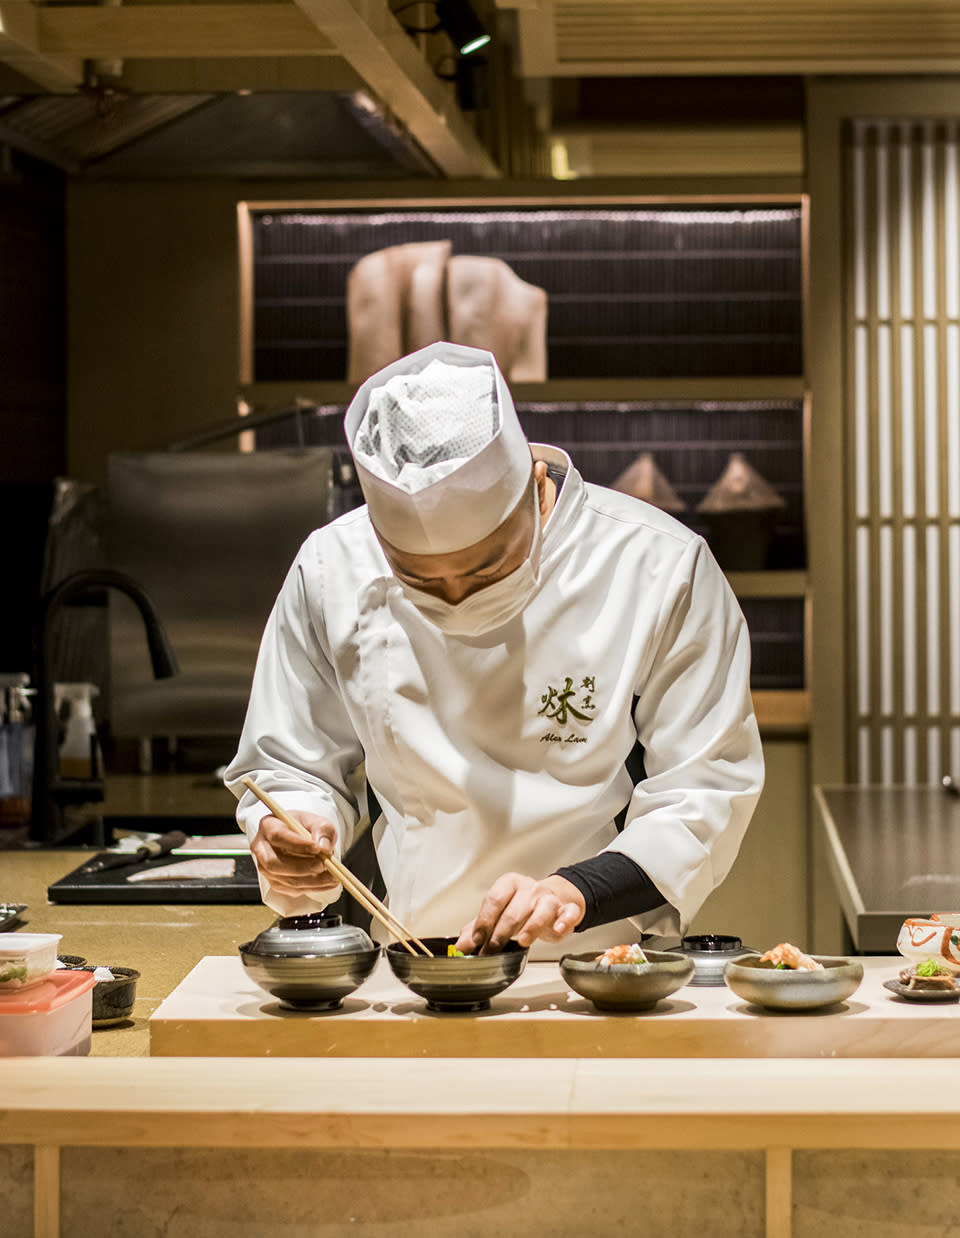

{"left": 515, "top": 1, "right": 960, "bottom": 75}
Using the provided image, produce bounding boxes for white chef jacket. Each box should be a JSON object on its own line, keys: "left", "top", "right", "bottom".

{"left": 225, "top": 444, "right": 764, "bottom": 957}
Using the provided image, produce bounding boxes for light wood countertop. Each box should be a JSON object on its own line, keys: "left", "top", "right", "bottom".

{"left": 151, "top": 952, "right": 957, "bottom": 1060}
{"left": 1, "top": 849, "right": 272, "bottom": 1056}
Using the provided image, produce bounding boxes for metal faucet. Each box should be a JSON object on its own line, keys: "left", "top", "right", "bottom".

{"left": 30, "top": 568, "right": 179, "bottom": 845}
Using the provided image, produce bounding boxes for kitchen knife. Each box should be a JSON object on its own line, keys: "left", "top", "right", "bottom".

{"left": 78, "top": 830, "right": 189, "bottom": 874}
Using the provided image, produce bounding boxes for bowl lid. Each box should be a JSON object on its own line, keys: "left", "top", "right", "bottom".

{"left": 0, "top": 969, "right": 96, "bottom": 1011}
{"left": 667, "top": 934, "right": 756, "bottom": 986}
{"left": 243, "top": 912, "right": 374, "bottom": 957}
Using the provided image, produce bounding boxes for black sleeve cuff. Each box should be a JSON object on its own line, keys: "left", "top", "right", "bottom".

{"left": 554, "top": 852, "right": 668, "bottom": 932}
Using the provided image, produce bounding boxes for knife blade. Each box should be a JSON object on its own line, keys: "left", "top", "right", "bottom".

{"left": 79, "top": 830, "right": 189, "bottom": 874}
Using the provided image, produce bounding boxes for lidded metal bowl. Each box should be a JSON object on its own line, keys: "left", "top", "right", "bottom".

{"left": 239, "top": 913, "right": 380, "bottom": 1011}
{"left": 667, "top": 934, "right": 756, "bottom": 987}
{"left": 242, "top": 912, "right": 374, "bottom": 958}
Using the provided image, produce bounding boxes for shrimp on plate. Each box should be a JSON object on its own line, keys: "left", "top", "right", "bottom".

{"left": 596, "top": 943, "right": 648, "bottom": 967}
{"left": 759, "top": 942, "right": 823, "bottom": 971}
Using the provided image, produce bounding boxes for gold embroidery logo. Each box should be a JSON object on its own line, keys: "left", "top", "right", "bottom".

{"left": 538, "top": 676, "right": 596, "bottom": 744}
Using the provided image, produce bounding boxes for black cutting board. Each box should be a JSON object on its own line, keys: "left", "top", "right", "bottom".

{"left": 47, "top": 853, "right": 262, "bottom": 904}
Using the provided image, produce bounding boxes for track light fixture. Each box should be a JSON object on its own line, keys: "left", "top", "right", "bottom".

{"left": 393, "top": 0, "right": 491, "bottom": 56}
{"left": 434, "top": 1, "right": 490, "bottom": 55}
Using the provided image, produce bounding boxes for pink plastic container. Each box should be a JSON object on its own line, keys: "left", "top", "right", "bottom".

{"left": 0, "top": 969, "right": 96, "bottom": 1056}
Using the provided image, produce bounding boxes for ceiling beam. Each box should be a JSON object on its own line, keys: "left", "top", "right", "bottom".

{"left": 287, "top": 0, "right": 501, "bottom": 178}
{"left": 35, "top": 5, "right": 338, "bottom": 60}
{"left": 0, "top": 3, "right": 83, "bottom": 90}
{"left": 119, "top": 55, "right": 362, "bottom": 94}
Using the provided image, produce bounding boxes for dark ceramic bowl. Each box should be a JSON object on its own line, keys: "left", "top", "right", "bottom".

{"left": 723, "top": 954, "right": 864, "bottom": 1011}
{"left": 57, "top": 955, "right": 88, "bottom": 969}
{"left": 560, "top": 949, "right": 696, "bottom": 1012}
{"left": 82, "top": 965, "right": 140, "bottom": 1027}
{"left": 239, "top": 946, "right": 381, "bottom": 1011}
{"left": 385, "top": 937, "right": 528, "bottom": 1012}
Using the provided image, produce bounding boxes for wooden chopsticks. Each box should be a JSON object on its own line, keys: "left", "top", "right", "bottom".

{"left": 239, "top": 776, "right": 432, "bottom": 957}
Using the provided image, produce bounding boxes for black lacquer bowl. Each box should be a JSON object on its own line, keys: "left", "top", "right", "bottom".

{"left": 385, "top": 937, "right": 528, "bottom": 1012}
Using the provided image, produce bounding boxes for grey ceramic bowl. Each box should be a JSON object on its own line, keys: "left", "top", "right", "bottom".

{"left": 560, "top": 949, "right": 696, "bottom": 1012}
{"left": 82, "top": 965, "right": 140, "bottom": 1027}
{"left": 385, "top": 937, "right": 528, "bottom": 1012}
{"left": 723, "top": 954, "right": 864, "bottom": 1011}
{"left": 239, "top": 913, "right": 381, "bottom": 1011}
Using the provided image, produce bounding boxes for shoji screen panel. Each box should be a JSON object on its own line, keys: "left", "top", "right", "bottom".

{"left": 846, "top": 120, "right": 960, "bottom": 785}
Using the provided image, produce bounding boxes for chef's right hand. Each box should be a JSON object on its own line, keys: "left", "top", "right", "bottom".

{"left": 249, "top": 811, "right": 340, "bottom": 898}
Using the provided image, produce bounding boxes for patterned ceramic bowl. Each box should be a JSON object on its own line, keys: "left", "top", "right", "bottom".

{"left": 896, "top": 916, "right": 960, "bottom": 973}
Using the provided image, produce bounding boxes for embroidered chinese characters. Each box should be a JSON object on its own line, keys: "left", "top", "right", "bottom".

{"left": 538, "top": 676, "right": 596, "bottom": 743}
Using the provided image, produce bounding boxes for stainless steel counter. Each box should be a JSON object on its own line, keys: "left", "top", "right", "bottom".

{"left": 815, "top": 784, "right": 960, "bottom": 952}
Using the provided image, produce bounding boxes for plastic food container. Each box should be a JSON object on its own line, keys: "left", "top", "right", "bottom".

{"left": 0, "top": 969, "right": 96, "bottom": 1056}
{"left": 0, "top": 933, "right": 62, "bottom": 991}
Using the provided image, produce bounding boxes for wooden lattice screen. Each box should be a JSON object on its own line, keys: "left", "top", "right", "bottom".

{"left": 846, "top": 119, "right": 960, "bottom": 784}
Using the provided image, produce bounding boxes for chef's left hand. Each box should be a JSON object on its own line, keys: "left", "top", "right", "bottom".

{"left": 455, "top": 873, "right": 586, "bottom": 955}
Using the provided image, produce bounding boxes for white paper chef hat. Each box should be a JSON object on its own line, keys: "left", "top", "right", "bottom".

{"left": 345, "top": 341, "right": 532, "bottom": 554}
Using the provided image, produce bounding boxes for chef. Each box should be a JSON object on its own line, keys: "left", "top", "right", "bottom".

{"left": 225, "top": 341, "right": 764, "bottom": 958}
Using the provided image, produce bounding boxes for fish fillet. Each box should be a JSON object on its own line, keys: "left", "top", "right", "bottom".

{"left": 127, "top": 858, "right": 236, "bottom": 883}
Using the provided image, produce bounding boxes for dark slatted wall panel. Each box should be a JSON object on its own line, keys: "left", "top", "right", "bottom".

{"left": 254, "top": 398, "right": 805, "bottom": 689}
{"left": 251, "top": 207, "right": 803, "bottom": 381}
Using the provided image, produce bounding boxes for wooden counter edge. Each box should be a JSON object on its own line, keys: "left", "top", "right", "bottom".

{"left": 4, "top": 1057, "right": 960, "bottom": 1151}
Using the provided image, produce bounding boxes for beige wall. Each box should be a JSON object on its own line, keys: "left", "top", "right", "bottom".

{"left": 690, "top": 738, "right": 809, "bottom": 950}
{"left": 68, "top": 180, "right": 243, "bottom": 483}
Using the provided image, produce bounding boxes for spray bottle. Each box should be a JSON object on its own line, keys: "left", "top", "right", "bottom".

{"left": 0, "top": 673, "right": 34, "bottom": 829}
{"left": 54, "top": 683, "right": 101, "bottom": 781}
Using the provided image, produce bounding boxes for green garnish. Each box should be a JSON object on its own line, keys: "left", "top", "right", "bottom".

{"left": 916, "top": 958, "right": 944, "bottom": 977}
{"left": 447, "top": 945, "right": 466, "bottom": 958}
{"left": 775, "top": 962, "right": 788, "bottom": 969}
{"left": 0, "top": 965, "right": 28, "bottom": 984}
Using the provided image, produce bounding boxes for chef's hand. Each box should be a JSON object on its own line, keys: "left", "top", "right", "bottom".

{"left": 249, "top": 811, "right": 340, "bottom": 898}
{"left": 455, "top": 873, "right": 585, "bottom": 955}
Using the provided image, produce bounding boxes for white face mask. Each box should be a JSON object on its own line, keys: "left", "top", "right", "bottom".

{"left": 398, "top": 503, "right": 543, "bottom": 638}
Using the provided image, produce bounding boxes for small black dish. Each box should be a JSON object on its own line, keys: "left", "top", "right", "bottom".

{"left": 386, "top": 937, "right": 528, "bottom": 1013}
{"left": 57, "top": 955, "right": 88, "bottom": 969}
{"left": 883, "top": 978, "right": 960, "bottom": 1003}
{"left": 83, "top": 965, "right": 141, "bottom": 1026}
